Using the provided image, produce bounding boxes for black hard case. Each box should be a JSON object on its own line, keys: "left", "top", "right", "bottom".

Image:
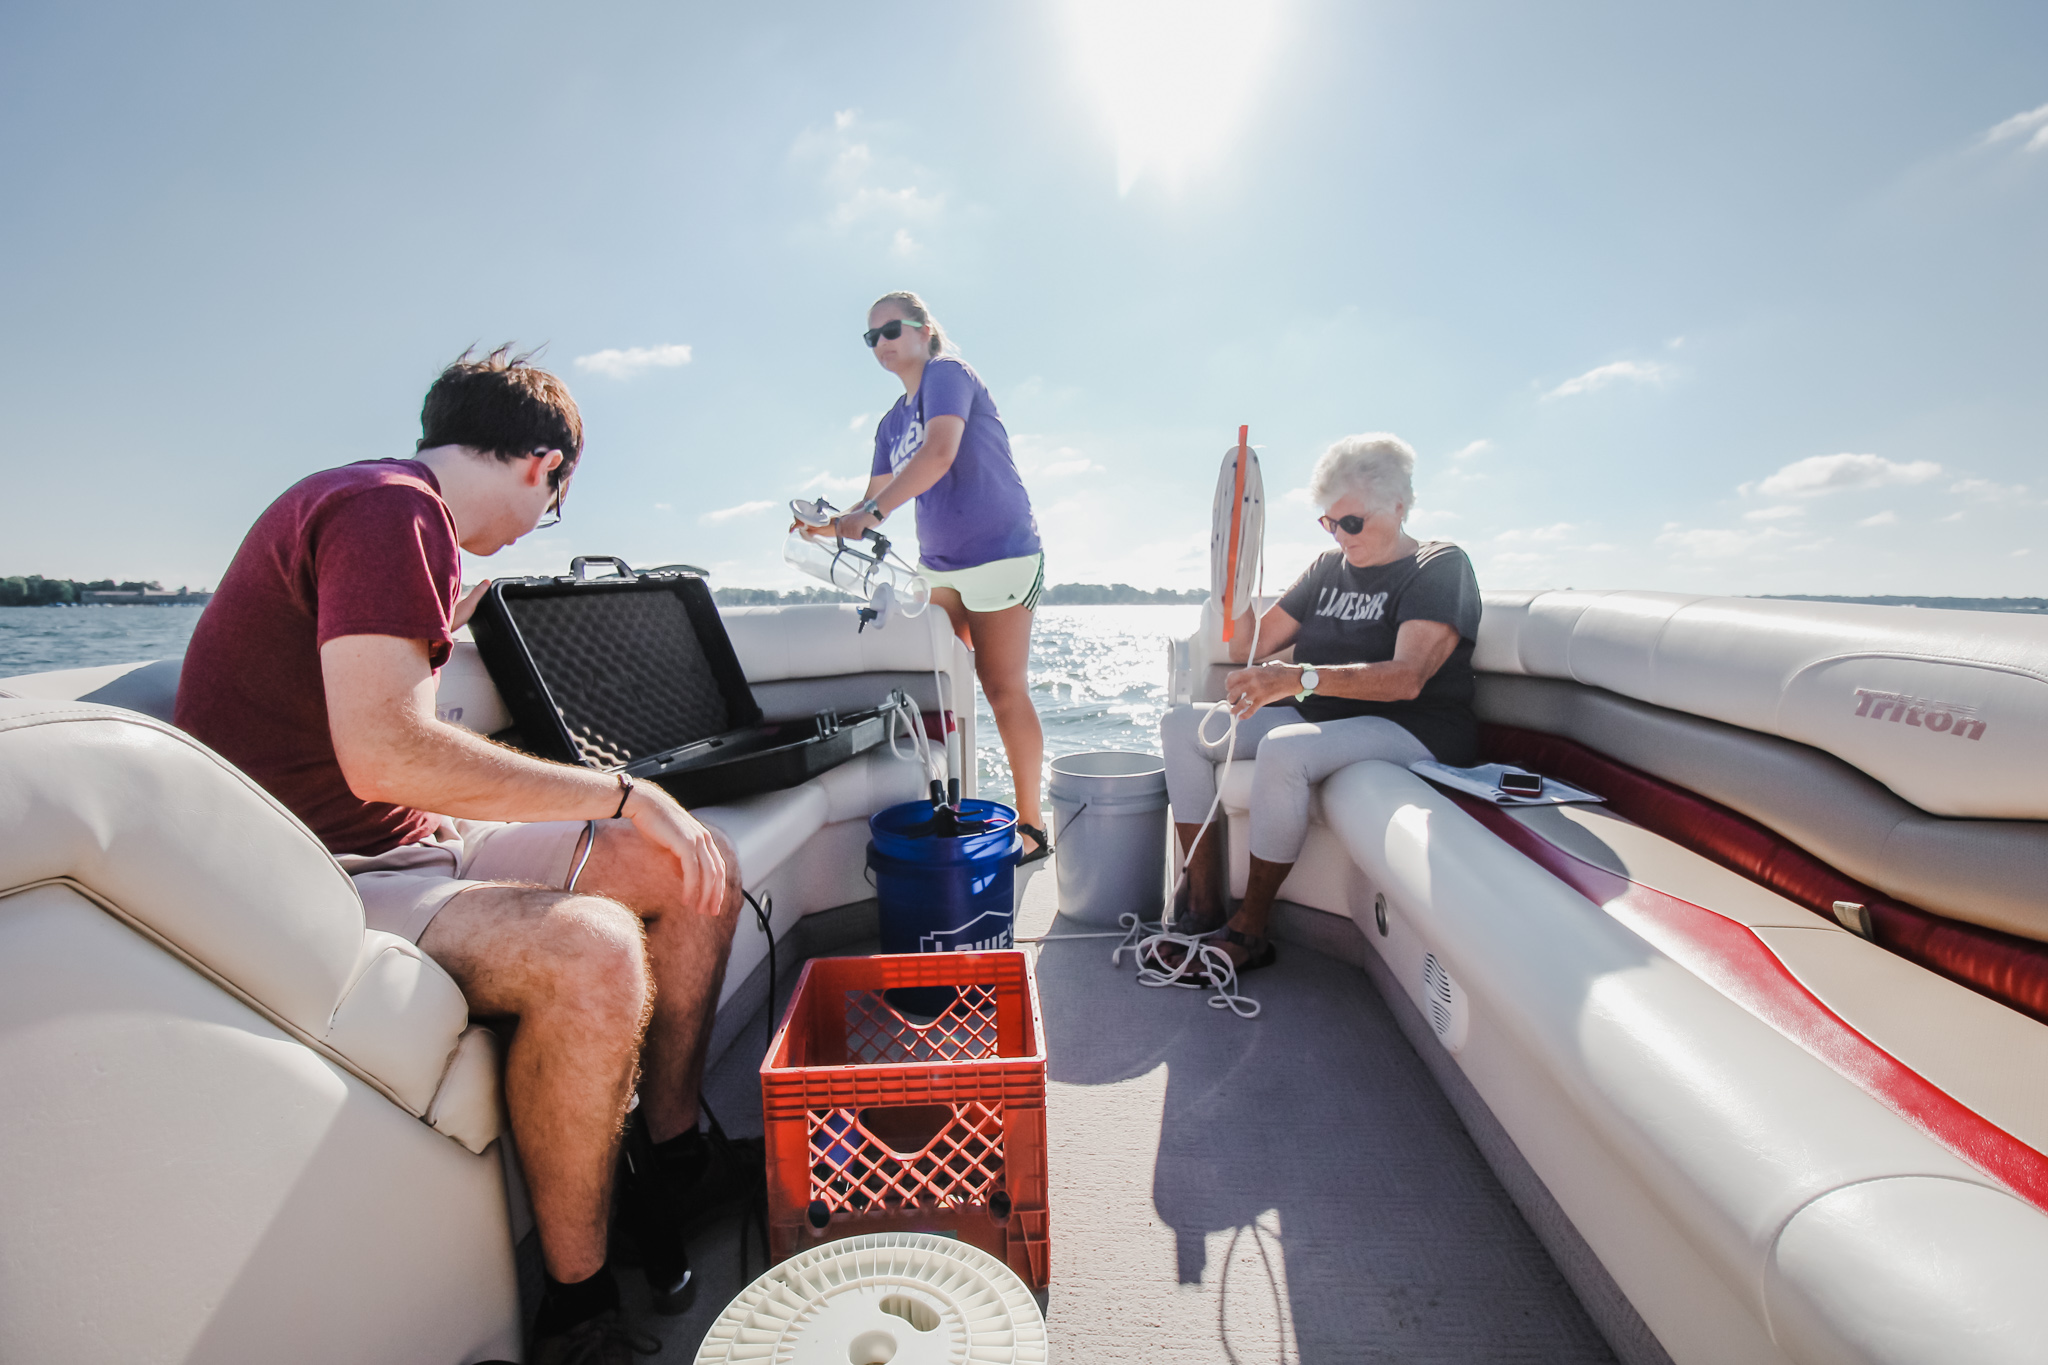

{"left": 468, "top": 560, "right": 885, "bottom": 808}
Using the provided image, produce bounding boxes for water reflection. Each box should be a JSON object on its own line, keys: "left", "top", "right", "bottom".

{"left": 974, "top": 604, "right": 1201, "bottom": 805}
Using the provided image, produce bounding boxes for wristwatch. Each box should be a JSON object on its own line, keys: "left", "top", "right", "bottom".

{"left": 1295, "top": 666, "right": 1320, "bottom": 702}
{"left": 856, "top": 497, "right": 887, "bottom": 523}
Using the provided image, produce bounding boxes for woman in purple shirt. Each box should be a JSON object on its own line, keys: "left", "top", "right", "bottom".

{"left": 823, "top": 291, "right": 1050, "bottom": 861}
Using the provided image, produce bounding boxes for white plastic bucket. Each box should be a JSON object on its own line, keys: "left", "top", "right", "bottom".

{"left": 1048, "top": 750, "right": 1169, "bottom": 927}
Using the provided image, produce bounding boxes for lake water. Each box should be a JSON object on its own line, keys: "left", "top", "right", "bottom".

{"left": 0, "top": 603, "right": 1197, "bottom": 806}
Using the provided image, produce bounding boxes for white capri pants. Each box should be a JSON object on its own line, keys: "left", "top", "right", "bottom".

{"left": 1160, "top": 702, "right": 1432, "bottom": 864}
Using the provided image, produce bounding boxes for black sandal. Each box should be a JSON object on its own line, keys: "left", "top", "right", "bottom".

{"left": 1017, "top": 822, "right": 1052, "bottom": 865}
{"left": 1151, "top": 926, "right": 1275, "bottom": 984}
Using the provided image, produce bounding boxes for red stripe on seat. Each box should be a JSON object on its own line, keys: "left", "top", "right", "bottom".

{"left": 1448, "top": 790, "right": 2048, "bottom": 1211}
{"left": 1482, "top": 724, "right": 2048, "bottom": 1028}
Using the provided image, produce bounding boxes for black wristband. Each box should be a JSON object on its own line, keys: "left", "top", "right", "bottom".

{"left": 612, "top": 771, "right": 635, "bottom": 820}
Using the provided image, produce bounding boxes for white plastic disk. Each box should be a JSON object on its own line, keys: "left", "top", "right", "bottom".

{"left": 693, "top": 1232, "right": 1047, "bottom": 1365}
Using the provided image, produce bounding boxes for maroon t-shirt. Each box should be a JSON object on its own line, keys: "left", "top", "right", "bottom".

{"left": 176, "top": 459, "right": 461, "bottom": 856}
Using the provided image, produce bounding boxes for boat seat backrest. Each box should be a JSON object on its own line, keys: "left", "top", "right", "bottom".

{"left": 1476, "top": 590, "right": 2048, "bottom": 820}
{"left": 1475, "top": 672, "right": 2048, "bottom": 945}
{"left": 0, "top": 656, "right": 183, "bottom": 723}
{"left": 0, "top": 697, "right": 496, "bottom": 1148}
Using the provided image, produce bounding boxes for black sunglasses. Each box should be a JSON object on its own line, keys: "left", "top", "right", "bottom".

{"left": 1319, "top": 513, "right": 1367, "bottom": 535}
{"left": 534, "top": 449, "right": 570, "bottom": 529}
{"left": 863, "top": 318, "right": 927, "bottom": 348}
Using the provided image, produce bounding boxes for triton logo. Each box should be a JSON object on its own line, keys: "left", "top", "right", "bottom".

{"left": 1852, "top": 688, "right": 1984, "bottom": 741}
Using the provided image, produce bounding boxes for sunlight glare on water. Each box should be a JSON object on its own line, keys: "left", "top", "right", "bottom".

{"left": 973, "top": 604, "right": 1200, "bottom": 808}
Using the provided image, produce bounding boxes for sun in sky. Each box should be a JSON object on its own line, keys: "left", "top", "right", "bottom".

{"left": 1066, "top": 0, "right": 1286, "bottom": 195}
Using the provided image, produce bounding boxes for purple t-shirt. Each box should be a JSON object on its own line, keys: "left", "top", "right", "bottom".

{"left": 870, "top": 358, "right": 1041, "bottom": 572}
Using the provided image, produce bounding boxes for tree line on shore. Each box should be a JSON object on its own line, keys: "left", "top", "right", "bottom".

{"left": 0, "top": 576, "right": 199, "bottom": 606}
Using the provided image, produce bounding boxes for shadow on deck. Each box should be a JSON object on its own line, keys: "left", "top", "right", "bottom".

{"left": 622, "top": 861, "right": 1617, "bottom": 1364}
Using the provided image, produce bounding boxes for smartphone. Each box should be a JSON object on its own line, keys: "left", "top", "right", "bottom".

{"left": 1499, "top": 770, "right": 1545, "bottom": 797}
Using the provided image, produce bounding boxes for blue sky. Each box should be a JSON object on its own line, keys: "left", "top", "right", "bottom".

{"left": 4, "top": 1, "right": 2043, "bottom": 597}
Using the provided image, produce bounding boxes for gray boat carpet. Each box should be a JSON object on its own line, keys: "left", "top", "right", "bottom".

{"left": 628, "top": 862, "right": 1615, "bottom": 1363}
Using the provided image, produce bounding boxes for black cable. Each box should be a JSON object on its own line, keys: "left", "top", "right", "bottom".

{"left": 741, "top": 889, "right": 776, "bottom": 1060}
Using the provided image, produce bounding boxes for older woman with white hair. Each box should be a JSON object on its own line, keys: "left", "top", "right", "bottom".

{"left": 1157, "top": 433, "right": 1482, "bottom": 977}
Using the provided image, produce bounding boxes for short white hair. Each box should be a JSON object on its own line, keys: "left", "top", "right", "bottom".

{"left": 1308, "top": 433, "right": 1417, "bottom": 520}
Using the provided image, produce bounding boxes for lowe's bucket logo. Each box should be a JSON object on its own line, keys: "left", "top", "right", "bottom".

{"left": 921, "top": 909, "right": 1013, "bottom": 953}
{"left": 1852, "top": 688, "right": 1985, "bottom": 741}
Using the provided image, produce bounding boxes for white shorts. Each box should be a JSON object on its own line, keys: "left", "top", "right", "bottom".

{"left": 922, "top": 552, "right": 1045, "bottom": 614}
{"left": 334, "top": 818, "right": 593, "bottom": 943}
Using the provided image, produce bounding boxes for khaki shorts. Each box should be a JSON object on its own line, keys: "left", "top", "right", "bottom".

{"left": 336, "top": 818, "right": 593, "bottom": 943}
{"left": 922, "top": 551, "right": 1045, "bottom": 614}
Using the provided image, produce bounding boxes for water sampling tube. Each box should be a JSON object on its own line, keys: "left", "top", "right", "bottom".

{"left": 783, "top": 530, "right": 931, "bottom": 622}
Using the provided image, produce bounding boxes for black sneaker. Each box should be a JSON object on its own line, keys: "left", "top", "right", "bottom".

{"left": 618, "top": 1117, "right": 768, "bottom": 1313}
{"left": 618, "top": 1121, "right": 696, "bottom": 1315}
{"left": 530, "top": 1310, "right": 659, "bottom": 1365}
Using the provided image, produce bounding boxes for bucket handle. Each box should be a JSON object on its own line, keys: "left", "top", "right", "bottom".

{"left": 1057, "top": 801, "right": 1090, "bottom": 830}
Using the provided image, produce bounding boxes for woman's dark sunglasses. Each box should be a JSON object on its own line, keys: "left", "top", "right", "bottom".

{"left": 863, "top": 318, "right": 927, "bottom": 347}
{"left": 1319, "top": 513, "right": 1367, "bottom": 535}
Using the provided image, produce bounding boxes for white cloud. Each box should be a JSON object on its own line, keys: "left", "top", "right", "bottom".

{"left": 2017, "top": 548, "right": 2034, "bottom": 557}
{"left": 1743, "top": 504, "right": 1805, "bottom": 522}
{"left": 1667, "top": 335, "right": 1686, "bottom": 349}
{"left": 800, "top": 471, "right": 867, "bottom": 495}
{"left": 1749, "top": 452, "right": 1942, "bottom": 498}
{"left": 1858, "top": 510, "right": 1899, "bottom": 527}
{"left": 1448, "top": 439, "right": 1491, "bottom": 462}
{"left": 797, "top": 111, "right": 946, "bottom": 246}
{"left": 1493, "top": 522, "right": 1577, "bottom": 546}
{"left": 573, "top": 344, "right": 692, "bottom": 380}
{"left": 848, "top": 413, "right": 871, "bottom": 431}
{"left": 1542, "top": 360, "right": 1670, "bottom": 400}
{"left": 1036, "top": 458, "right": 1102, "bottom": 479}
{"left": 654, "top": 502, "right": 672, "bottom": 512}
{"left": 699, "top": 499, "right": 776, "bottom": 525}
{"left": 1949, "top": 477, "right": 2027, "bottom": 499}
{"left": 1984, "top": 102, "right": 2048, "bottom": 154}
{"left": 1659, "top": 526, "right": 1775, "bottom": 559}
{"left": 1940, "top": 511, "right": 1966, "bottom": 523}
{"left": 1280, "top": 486, "right": 1313, "bottom": 505}
{"left": 1012, "top": 437, "right": 1102, "bottom": 481}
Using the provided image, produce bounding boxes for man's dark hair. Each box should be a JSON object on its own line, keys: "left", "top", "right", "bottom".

{"left": 418, "top": 345, "right": 583, "bottom": 476}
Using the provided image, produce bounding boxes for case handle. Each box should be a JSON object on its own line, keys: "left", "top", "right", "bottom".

{"left": 569, "top": 556, "right": 636, "bottom": 581}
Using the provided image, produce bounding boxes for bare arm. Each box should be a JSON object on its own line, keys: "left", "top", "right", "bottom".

{"left": 1225, "top": 602, "right": 1301, "bottom": 663}
{"left": 830, "top": 415, "right": 964, "bottom": 538}
{"left": 1223, "top": 619, "right": 1463, "bottom": 718}
{"left": 321, "top": 633, "right": 728, "bottom": 914}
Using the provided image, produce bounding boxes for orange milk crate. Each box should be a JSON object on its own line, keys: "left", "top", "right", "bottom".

{"left": 759, "top": 950, "right": 1049, "bottom": 1288}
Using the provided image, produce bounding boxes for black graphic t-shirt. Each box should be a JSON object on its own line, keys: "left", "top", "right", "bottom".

{"left": 1272, "top": 541, "right": 1483, "bottom": 763}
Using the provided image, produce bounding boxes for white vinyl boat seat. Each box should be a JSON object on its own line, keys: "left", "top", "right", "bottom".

{"left": 1320, "top": 758, "right": 2048, "bottom": 1364}
{"left": 0, "top": 697, "right": 503, "bottom": 1150}
{"left": 0, "top": 696, "right": 522, "bottom": 1362}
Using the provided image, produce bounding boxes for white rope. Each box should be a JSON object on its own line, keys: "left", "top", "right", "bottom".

{"left": 1018, "top": 481, "right": 1271, "bottom": 1019}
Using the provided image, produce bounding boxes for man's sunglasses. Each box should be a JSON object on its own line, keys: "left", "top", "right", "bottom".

{"left": 863, "top": 318, "right": 928, "bottom": 347}
{"left": 1319, "top": 513, "right": 1367, "bottom": 535}
{"left": 534, "top": 449, "right": 570, "bottom": 529}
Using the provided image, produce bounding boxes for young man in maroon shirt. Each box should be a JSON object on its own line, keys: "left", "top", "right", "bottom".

{"left": 177, "top": 349, "right": 737, "bottom": 1361}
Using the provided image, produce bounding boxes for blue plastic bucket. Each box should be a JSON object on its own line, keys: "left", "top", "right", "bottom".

{"left": 868, "top": 798, "right": 1021, "bottom": 1014}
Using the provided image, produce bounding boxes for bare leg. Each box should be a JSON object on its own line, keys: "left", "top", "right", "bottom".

{"left": 1222, "top": 855, "right": 1293, "bottom": 961}
{"left": 419, "top": 887, "right": 654, "bottom": 1282}
{"left": 574, "top": 820, "right": 744, "bottom": 1144}
{"left": 1174, "top": 820, "right": 1226, "bottom": 930}
{"left": 954, "top": 596, "right": 1047, "bottom": 838}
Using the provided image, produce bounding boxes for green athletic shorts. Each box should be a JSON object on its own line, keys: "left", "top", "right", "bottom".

{"left": 921, "top": 551, "right": 1045, "bottom": 613}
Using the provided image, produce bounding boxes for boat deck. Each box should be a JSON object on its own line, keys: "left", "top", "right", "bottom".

{"left": 634, "top": 863, "right": 1618, "bottom": 1362}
